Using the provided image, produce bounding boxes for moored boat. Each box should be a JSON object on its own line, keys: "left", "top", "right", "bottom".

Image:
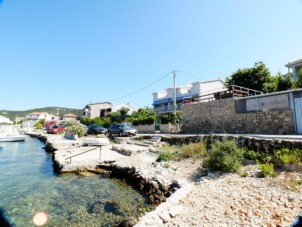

{"left": 0, "top": 133, "right": 27, "bottom": 142}
{"left": 0, "top": 125, "right": 27, "bottom": 142}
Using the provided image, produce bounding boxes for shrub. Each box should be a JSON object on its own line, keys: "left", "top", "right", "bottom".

{"left": 159, "top": 112, "right": 182, "bottom": 125}
{"left": 132, "top": 116, "right": 155, "bottom": 126}
{"left": 64, "top": 120, "right": 87, "bottom": 137}
{"left": 243, "top": 150, "right": 261, "bottom": 160}
{"left": 177, "top": 141, "right": 207, "bottom": 160}
{"left": 157, "top": 151, "right": 174, "bottom": 162}
{"left": 275, "top": 148, "right": 302, "bottom": 164}
{"left": 203, "top": 140, "right": 244, "bottom": 172}
{"left": 34, "top": 122, "right": 43, "bottom": 129}
{"left": 257, "top": 162, "right": 278, "bottom": 178}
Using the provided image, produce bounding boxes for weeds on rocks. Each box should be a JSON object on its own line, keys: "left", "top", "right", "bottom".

{"left": 275, "top": 148, "right": 302, "bottom": 164}
{"left": 257, "top": 161, "right": 278, "bottom": 178}
{"left": 240, "top": 171, "right": 248, "bottom": 177}
{"left": 157, "top": 151, "right": 174, "bottom": 162}
{"left": 176, "top": 141, "right": 207, "bottom": 161}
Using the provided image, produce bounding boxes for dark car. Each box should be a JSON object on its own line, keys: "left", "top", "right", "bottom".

{"left": 108, "top": 123, "right": 137, "bottom": 137}
{"left": 86, "top": 124, "right": 108, "bottom": 135}
{"left": 47, "top": 125, "right": 65, "bottom": 134}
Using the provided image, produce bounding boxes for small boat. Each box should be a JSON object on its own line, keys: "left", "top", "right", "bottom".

{"left": 0, "top": 125, "right": 27, "bottom": 142}
{"left": 0, "top": 133, "right": 27, "bottom": 142}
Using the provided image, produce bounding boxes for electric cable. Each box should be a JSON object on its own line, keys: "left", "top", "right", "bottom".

{"left": 108, "top": 71, "right": 173, "bottom": 102}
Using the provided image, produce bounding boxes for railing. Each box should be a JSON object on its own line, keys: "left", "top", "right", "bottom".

{"left": 229, "top": 85, "right": 263, "bottom": 97}
{"left": 187, "top": 85, "right": 263, "bottom": 104}
{"left": 65, "top": 147, "right": 100, "bottom": 163}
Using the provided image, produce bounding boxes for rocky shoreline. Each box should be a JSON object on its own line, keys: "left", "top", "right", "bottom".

{"left": 27, "top": 132, "right": 302, "bottom": 226}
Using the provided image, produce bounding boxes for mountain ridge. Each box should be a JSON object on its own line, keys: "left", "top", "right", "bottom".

{"left": 0, "top": 107, "right": 83, "bottom": 120}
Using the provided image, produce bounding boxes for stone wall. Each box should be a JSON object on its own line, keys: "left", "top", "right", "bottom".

{"left": 134, "top": 124, "right": 182, "bottom": 134}
{"left": 134, "top": 124, "right": 155, "bottom": 134}
{"left": 183, "top": 99, "right": 295, "bottom": 134}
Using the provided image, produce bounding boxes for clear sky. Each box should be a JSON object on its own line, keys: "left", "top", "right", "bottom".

{"left": 0, "top": 0, "right": 302, "bottom": 110}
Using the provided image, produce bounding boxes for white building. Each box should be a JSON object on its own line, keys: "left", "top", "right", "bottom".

{"left": 285, "top": 58, "right": 302, "bottom": 81}
{"left": 23, "top": 112, "right": 52, "bottom": 127}
{"left": 83, "top": 102, "right": 112, "bottom": 118}
{"left": 152, "top": 79, "right": 226, "bottom": 113}
{"left": 112, "top": 103, "right": 137, "bottom": 115}
{"left": 0, "top": 115, "right": 12, "bottom": 125}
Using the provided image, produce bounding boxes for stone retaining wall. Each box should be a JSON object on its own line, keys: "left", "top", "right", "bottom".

{"left": 134, "top": 124, "right": 182, "bottom": 134}
{"left": 183, "top": 99, "right": 295, "bottom": 134}
{"left": 161, "top": 134, "right": 302, "bottom": 153}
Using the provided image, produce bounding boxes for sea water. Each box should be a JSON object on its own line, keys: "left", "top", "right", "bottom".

{"left": 0, "top": 137, "right": 150, "bottom": 226}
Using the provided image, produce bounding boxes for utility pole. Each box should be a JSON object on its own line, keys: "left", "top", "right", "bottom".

{"left": 56, "top": 107, "right": 60, "bottom": 124}
{"left": 173, "top": 70, "right": 176, "bottom": 114}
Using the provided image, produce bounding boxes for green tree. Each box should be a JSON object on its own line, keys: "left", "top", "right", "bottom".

{"left": 119, "top": 107, "right": 129, "bottom": 116}
{"left": 275, "top": 73, "right": 293, "bottom": 91}
{"left": 34, "top": 122, "right": 43, "bottom": 129}
{"left": 226, "top": 61, "right": 271, "bottom": 92}
{"left": 160, "top": 112, "right": 182, "bottom": 125}
{"left": 293, "top": 69, "right": 302, "bottom": 88}
{"left": 80, "top": 117, "right": 92, "bottom": 125}
{"left": 129, "top": 108, "right": 156, "bottom": 125}
{"left": 264, "top": 72, "right": 293, "bottom": 93}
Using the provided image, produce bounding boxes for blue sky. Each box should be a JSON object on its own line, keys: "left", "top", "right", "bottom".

{"left": 0, "top": 0, "right": 302, "bottom": 110}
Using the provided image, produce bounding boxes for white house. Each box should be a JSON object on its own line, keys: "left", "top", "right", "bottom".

{"left": 112, "top": 103, "right": 137, "bottom": 115}
{"left": 152, "top": 79, "right": 226, "bottom": 113}
{"left": 83, "top": 102, "right": 112, "bottom": 118}
{"left": 23, "top": 112, "right": 52, "bottom": 128}
{"left": 285, "top": 58, "right": 302, "bottom": 81}
{"left": 0, "top": 115, "right": 12, "bottom": 125}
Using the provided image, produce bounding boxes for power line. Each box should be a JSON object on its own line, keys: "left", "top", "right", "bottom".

{"left": 108, "top": 71, "right": 173, "bottom": 102}
{"left": 179, "top": 71, "right": 202, "bottom": 80}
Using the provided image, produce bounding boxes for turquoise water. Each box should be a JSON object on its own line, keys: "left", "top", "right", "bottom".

{"left": 0, "top": 137, "right": 150, "bottom": 226}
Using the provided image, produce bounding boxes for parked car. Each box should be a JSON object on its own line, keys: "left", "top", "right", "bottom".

{"left": 47, "top": 125, "right": 65, "bottom": 134}
{"left": 86, "top": 124, "right": 108, "bottom": 135}
{"left": 108, "top": 123, "right": 137, "bottom": 137}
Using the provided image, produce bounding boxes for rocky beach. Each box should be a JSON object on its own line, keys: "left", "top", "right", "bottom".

{"left": 28, "top": 132, "right": 302, "bottom": 226}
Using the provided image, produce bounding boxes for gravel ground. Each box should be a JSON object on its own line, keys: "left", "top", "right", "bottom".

{"left": 161, "top": 162, "right": 302, "bottom": 227}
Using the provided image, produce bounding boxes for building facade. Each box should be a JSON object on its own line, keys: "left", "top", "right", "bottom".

{"left": 0, "top": 115, "right": 12, "bottom": 125}
{"left": 23, "top": 112, "right": 52, "bottom": 128}
{"left": 152, "top": 79, "right": 226, "bottom": 113}
{"left": 112, "top": 103, "right": 137, "bottom": 115}
{"left": 83, "top": 102, "right": 112, "bottom": 118}
{"left": 63, "top": 113, "right": 78, "bottom": 121}
{"left": 285, "top": 58, "right": 302, "bottom": 81}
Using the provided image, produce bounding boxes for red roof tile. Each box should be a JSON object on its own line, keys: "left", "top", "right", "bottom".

{"left": 63, "top": 113, "right": 77, "bottom": 117}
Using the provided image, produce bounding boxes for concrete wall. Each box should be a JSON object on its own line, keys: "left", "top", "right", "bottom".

{"left": 183, "top": 99, "right": 295, "bottom": 134}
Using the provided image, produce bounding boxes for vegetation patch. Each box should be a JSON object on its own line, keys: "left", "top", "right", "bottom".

{"left": 64, "top": 120, "right": 87, "bottom": 137}
{"left": 203, "top": 140, "right": 244, "bottom": 173}
{"left": 157, "top": 151, "right": 174, "bottom": 162}
{"left": 275, "top": 148, "right": 302, "bottom": 165}
{"left": 176, "top": 141, "right": 207, "bottom": 161}
{"left": 257, "top": 162, "right": 278, "bottom": 178}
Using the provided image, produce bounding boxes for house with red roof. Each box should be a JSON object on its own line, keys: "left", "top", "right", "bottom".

{"left": 23, "top": 112, "right": 52, "bottom": 128}
{"left": 63, "top": 113, "right": 78, "bottom": 121}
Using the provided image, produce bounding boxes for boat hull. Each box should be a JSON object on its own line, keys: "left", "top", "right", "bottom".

{"left": 0, "top": 135, "right": 27, "bottom": 142}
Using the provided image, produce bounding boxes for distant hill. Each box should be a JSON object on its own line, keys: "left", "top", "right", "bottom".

{"left": 0, "top": 107, "right": 83, "bottom": 120}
